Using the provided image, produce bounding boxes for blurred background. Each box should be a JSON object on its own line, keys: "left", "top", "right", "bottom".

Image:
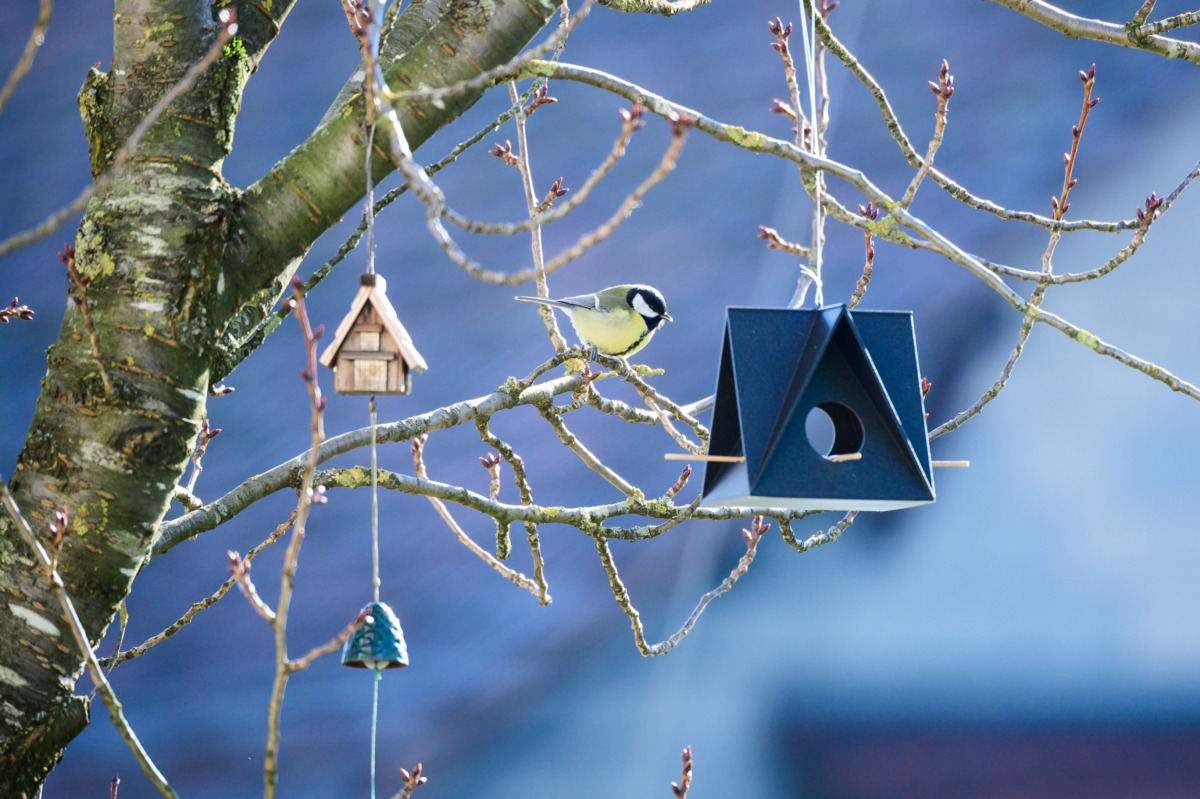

{"left": 3, "top": 0, "right": 1200, "bottom": 796}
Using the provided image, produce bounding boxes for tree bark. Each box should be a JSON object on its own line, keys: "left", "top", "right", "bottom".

{"left": 0, "top": 1, "right": 557, "bottom": 794}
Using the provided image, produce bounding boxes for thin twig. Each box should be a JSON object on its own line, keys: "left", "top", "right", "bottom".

{"left": 509, "top": 80, "right": 567, "bottom": 351}
{"left": 538, "top": 116, "right": 691, "bottom": 277}
{"left": 412, "top": 436, "right": 546, "bottom": 599}
{"left": 594, "top": 353, "right": 710, "bottom": 450}
{"left": 476, "top": 417, "right": 551, "bottom": 603}
{"left": 287, "top": 613, "right": 364, "bottom": 672}
{"left": 0, "top": 0, "right": 53, "bottom": 118}
{"left": 900, "top": 59, "right": 953, "bottom": 208}
{"left": 536, "top": 400, "right": 638, "bottom": 495}
{"left": 0, "top": 10, "right": 238, "bottom": 257}
{"left": 228, "top": 549, "right": 277, "bottom": 622}
{"left": 184, "top": 417, "right": 221, "bottom": 493}
{"left": 449, "top": 102, "right": 645, "bottom": 236}
{"left": 671, "top": 746, "right": 694, "bottom": 798}
{"left": 1136, "top": 9, "right": 1200, "bottom": 37}
{"left": 810, "top": 10, "right": 1135, "bottom": 233}
{"left": 1129, "top": 0, "right": 1157, "bottom": 27}
{"left": 0, "top": 477, "right": 180, "bottom": 798}
{"left": 847, "top": 203, "right": 877, "bottom": 309}
{"left": 102, "top": 513, "right": 295, "bottom": 668}
{"left": 928, "top": 310, "right": 1039, "bottom": 440}
{"left": 389, "top": 764, "right": 427, "bottom": 799}
{"left": 643, "top": 396, "right": 703, "bottom": 455}
{"left": 757, "top": 225, "right": 812, "bottom": 258}
{"left": 778, "top": 511, "right": 857, "bottom": 553}
{"left": 264, "top": 279, "right": 329, "bottom": 799}
{"left": 982, "top": 193, "right": 1163, "bottom": 284}
{"left": 61, "top": 244, "right": 113, "bottom": 397}
{"left": 595, "top": 516, "right": 769, "bottom": 655}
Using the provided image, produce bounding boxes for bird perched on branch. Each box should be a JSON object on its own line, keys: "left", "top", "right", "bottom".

{"left": 516, "top": 284, "right": 672, "bottom": 358}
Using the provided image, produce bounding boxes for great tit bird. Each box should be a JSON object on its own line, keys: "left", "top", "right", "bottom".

{"left": 515, "top": 284, "right": 672, "bottom": 357}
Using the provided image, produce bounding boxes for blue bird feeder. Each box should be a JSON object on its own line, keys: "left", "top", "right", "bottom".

{"left": 342, "top": 601, "right": 409, "bottom": 670}
{"left": 701, "top": 305, "right": 934, "bottom": 511}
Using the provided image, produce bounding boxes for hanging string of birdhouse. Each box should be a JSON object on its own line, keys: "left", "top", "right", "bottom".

{"left": 794, "top": 0, "right": 824, "bottom": 309}
{"left": 320, "top": 2, "right": 430, "bottom": 795}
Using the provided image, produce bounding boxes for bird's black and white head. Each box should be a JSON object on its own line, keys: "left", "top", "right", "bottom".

{"left": 626, "top": 285, "right": 672, "bottom": 330}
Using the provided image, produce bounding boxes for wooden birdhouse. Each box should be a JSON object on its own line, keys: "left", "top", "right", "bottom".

{"left": 319, "top": 274, "right": 427, "bottom": 395}
{"left": 700, "top": 305, "right": 935, "bottom": 511}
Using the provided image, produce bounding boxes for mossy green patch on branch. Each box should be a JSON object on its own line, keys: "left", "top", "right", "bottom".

{"left": 74, "top": 498, "right": 111, "bottom": 535}
{"left": 1074, "top": 328, "right": 1100, "bottom": 350}
{"left": 722, "top": 124, "right": 768, "bottom": 150}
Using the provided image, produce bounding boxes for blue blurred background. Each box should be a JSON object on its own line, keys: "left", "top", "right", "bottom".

{"left": 3, "top": 1, "right": 1200, "bottom": 796}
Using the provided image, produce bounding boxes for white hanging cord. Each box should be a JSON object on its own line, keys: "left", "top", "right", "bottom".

{"left": 370, "top": 394, "right": 380, "bottom": 602}
{"left": 362, "top": 0, "right": 391, "bottom": 276}
{"left": 370, "top": 669, "right": 381, "bottom": 799}
{"left": 796, "top": 0, "right": 824, "bottom": 308}
{"left": 364, "top": 118, "right": 378, "bottom": 276}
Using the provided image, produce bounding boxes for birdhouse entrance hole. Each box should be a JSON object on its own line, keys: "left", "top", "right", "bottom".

{"left": 804, "top": 402, "right": 864, "bottom": 458}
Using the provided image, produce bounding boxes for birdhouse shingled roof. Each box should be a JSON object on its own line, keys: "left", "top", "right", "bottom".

{"left": 318, "top": 275, "right": 428, "bottom": 372}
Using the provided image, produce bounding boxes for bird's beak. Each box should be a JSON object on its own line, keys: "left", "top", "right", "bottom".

{"left": 662, "top": 312, "right": 673, "bottom": 323}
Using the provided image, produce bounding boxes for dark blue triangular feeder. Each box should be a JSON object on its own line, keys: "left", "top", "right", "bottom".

{"left": 701, "top": 305, "right": 933, "bottom": 511}
{"left": 342, "top": 601, "right": 409, "bottom": 670}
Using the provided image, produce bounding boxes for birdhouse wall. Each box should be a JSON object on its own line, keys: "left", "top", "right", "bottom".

{"left": 332, "top": 303, "right": 410, "bottom": 394}
{"left": 701, "top": 306, "right": 933, "bottom": 511}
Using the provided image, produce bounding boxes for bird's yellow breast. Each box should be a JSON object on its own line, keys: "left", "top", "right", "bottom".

{"left": 567, "top": 307, "right": 650, "bottom": 356}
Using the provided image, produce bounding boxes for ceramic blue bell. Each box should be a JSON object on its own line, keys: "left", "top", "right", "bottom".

{"left": 342, "top": 601, "right": 408, "bottom": 670}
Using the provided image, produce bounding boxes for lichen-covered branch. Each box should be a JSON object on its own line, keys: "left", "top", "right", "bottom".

{"left": 599, "top": 0, "right": 712, "bottom": 15}
{"left": 779, "top": 512, "right": 857, "bottom": 553}
{"left": 476, "top": 416, "right": 550, "bottom": 601}
{"left": 983, "top": 0, "right": 1200, "bottom": 64}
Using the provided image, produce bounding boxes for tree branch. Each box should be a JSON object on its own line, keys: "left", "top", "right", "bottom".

{"left": 222, "top": 0, "right": 561, "bottom": 357}
{"left": 599, "top": 0, "right": 712, "bottom": 15}
{"left": 985, "top": 0, "right": 1200, "bottom": 63}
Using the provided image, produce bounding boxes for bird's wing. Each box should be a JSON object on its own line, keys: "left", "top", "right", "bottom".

{"left": 554, "top": 293, "right": 605, "bottom": 312}
{"left": 514, "top": 294, "right": 604, "bottom": 312}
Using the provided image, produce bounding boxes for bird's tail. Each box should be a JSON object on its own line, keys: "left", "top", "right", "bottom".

{"left": 514, "top": 295, "right": 576, "bottom": 311}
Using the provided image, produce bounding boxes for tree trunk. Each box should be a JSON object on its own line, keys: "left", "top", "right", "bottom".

{"left": 0, "top": 1, "right": 556, "bottom": 794}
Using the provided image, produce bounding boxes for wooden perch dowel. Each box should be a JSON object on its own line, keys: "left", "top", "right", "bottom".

{"left": 931, "top": 460, "right": 970, "bottom": 468}
{"left": 663, "top": 453, "right": 746, "bottom": 463}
